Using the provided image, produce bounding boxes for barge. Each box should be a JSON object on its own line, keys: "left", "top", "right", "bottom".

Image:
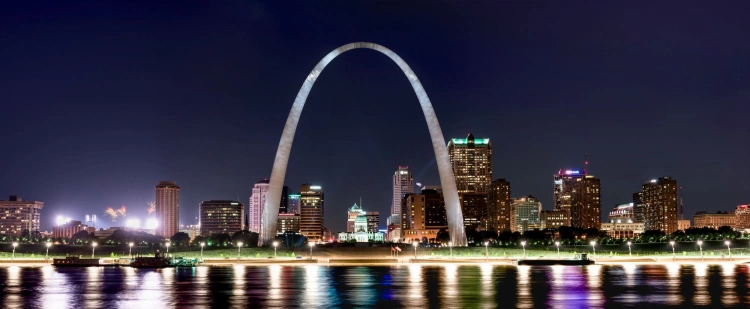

{"left": 515, "top": 253, "right": 595, "bottom": 266}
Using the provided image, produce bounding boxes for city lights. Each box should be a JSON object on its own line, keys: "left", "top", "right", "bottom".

{"left": 697, "top": 240, "right": 703, "bottom": 260}
{"left": 555, "top": 241, "right": 560, "bottom": 258}
{"left": 590, "top": 241, "right": 596, "bottom": 257}
{"left": 125, "top": 218, "right": 141, "bottom": 228}
{"left": 145, "top": 218, "right": 158, "bottom": 229}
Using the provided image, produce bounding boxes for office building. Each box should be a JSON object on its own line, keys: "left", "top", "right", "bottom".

{"left": 570, "top": 174, "right": 601, "bottom": 230}
{"left": 52, "top": 220, "right": 87, "bottom": 239}
{"left": 600, "top": 222, "right": 645, "bottom": 239}
{"left": 300, "top": 184, "right": 324, "bottom": 242}
{"left": 512, "top": 196, "right": 542, "bottom": 232}
{"left": 366, "top": 211, "right": 380, "bottom": 233}
{"left": 608, "top": 203, "right": 635, "bottom": 223}
{"left": 401, "top": 189, "right": 447, "bottom": 243}
{"left": 277, "top": 213, "right": 301, "bottom": 233}
{"left": 0, "top": 196, "right": 43, "bottom": 236}
{"left": 641, "top": 177, "right": 678, "bottom": 234}
{"left": 248, "top": 179, "right": 270, "bottom": 233}
{"left": 736, "top": 204, "right": 750, "bottom": 230}
{"left": 391, "top": 166, "right": 414, "bottom": 223}
{"left": 540, "top": 210, "right": 570, "bottom": 230}
{"left": 459, "top": 193, "right": 487, "bottom": 229}
{"left": 199, "top": 200, "right": 244, "bottom": 236}
{"left": 288, "top": 194, "right": 301, "bottom": 214}
{"left": 155, "top": 181, "right": 180, "bottom": 238}
{"left": 677, "top": 219, "right": 691, "bottom": 231}
{"left": 633, "top": 192, "right": 646, "bottom": 223}
{"left": 347, "top": 203, "right": 364, "bottom": 233}
{"left": 487, "top": 179, "right": 512, "bottom": 232}
{"left": 447, "top": 133, "right": 492, "bottom": 193}
{"left": 280, "top": 186, "right": 290, "bottom": 214}
{"left": 179, "top": 224, "right": 200, "bottom": 241}
{"left": 693, "top": 211, "right": 736, "bottom": 229}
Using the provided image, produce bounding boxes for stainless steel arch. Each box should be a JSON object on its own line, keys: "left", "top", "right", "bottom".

{"left": 260, "top": 42, "right": 467, "bottom": 246}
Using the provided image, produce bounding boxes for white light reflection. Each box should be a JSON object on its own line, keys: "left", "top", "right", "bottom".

{"left": 585, "top": 265, "right": 604, "bottom": 308}
{"left": 664, "top": 264, "right": 683, "bottom": 305}
{"left": 721, "top": 264, "right": 737, "bottom": 306}
{"left": 516, "top": 266, "right": 532, "bottom": 308}
{"left": 480, "top": 263, "right": 495, "bottom": 304}
{"left": 441, "top": 264, "right": 458, "bottom": 307}
{"left": 304, "top": 265, "right": 321, "bottom": 306}
{"left": 5, "top": 266, "right": 22, "bottom": 306}
{"left": 138, "top": 271, "right": 165, "bottom": 307}
{"left": 160, "top": 268, "right": 175, "bottom": 306}
{"left": 232, "top": 264, "right": 247, "bottom": 307}
{"left": 86, "top": 267, "right": 102, "bottom": 308}
{"left": 406, "top": 264, "right": 423, "bottom": 306}
{"left": 693, "top": 264, "right": 709, "bottom": 305}
{"left": 268, "top": 265, "right": 282, "bottom": 307}
{"left": 346, "top": 267, "right": 376, "bottom": 307}
{"left": 40, "top": 265, "right": 71, "bottom": 308}
{"left": 548, "top": 265, "right": 567, "bottom": 309}
{"left": 194, "top": 266, "right": 209, "bottom": 297}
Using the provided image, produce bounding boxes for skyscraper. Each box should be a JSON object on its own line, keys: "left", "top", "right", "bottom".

{"left": 401, "top": 189, "right": 447, "bottom": 243}
{"left": 487, "top": 179, "right": 512, "bottom": 232}
{"left": 0, "top": 196, "right": 43, "bottom": 236}
{"left": 391, "top": 166, "right": 414, "bottom": 225}
{"left": 632, "top": 192, "right": 646, "bottom": 223}
{"left": 447, "top": 133, "right": 493, "bottom": 193}
{"left": 512, "top": 195, "right": 542, "bottom": 232}
{"left": 553, "top": 169, "right": 600, "bottom": 228}
{"left": 155, "top": 181, "right": 180, "bottom": 238}
{"left": 248, "top": 179, "right": 270, "bottom": 233}
{"left": 199, "top": 200, "right": 244, "bottom": 236}
{"left": 300, "top": 184, "right": 324, "bottom": 242}
{"left": 642, "top": 177, "right": 678, "bottom": 234}
{"left": 459, "top": 193, "right": 487, "bottom": 228}
{"left": 288, "top": 193, "right": 301, "bottom": 214}
{"left": 280, "top": 186, "right": 290, "bottom": 214}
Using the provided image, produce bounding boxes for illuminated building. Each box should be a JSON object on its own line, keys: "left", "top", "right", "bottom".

{"left": 447, "top": 133, "right": 492, "bottom": 193}
{"left": 248, "top": 179, "right": 270, "bottom": 233}
{"left": 199, "top": 200, "right": 244, "bottom": 236}
{"left": 391, "top": 166, "right": 414, "bottom": 225}
{"left": 512, "top": 196, "right": 542, "bottom": 232}
{"left": 179, "top": 224, "right": 200, "bottom": 241}
{"left": 632, "top": 192, "right": 646, "bottom": 223}
{"left": 401, "top": 189, "right": 447, "bottom": 243}
{"left": 540, "top": 210, "right": 569, "bottom": 230}
{"left": 366, "top": 212, "right": 380, "bottom": 232}
{"left": 487, "top": 179, "right": 512, "bottom": 232}
{"left": 155, "top": 181, "right": 180, "bottom": 238}
{"left": 0, "top": 196, "right": 43, "bottom": 236}
{"left": 641, "top": 177, "right": 678, "bottom": 233}
{"left": 52, "top": 220, "right": 88, "bottom": 239}
{"left": 600, "top": 222, "right": 644, "bottom": 239}
{"left": 460, "top": 193, "right": 487, "bottom": 228}
{"left": 677, "top": 219, "right": 691, "bottom": 231}
{"left": 288, "top": 194, "right": 301, "bottom": 214}
{"left": 279, "top": 186, "right": 290, "bottom": 214}
{"left": 736, "top": 204, "right": 750, "bottom": 230}
{"left": 570, "top": 174, "right": 601, "bottom": 230}
{"left": 608, "top": 203, "right": 635, "bottom": 223}
{"left": 339, "top": 204, "right": 383, "bottom": 242}
{"left": 300, "top": 184, "right": 324, "bottom": 242}
{"left": 693, "top": 211, "right": 736, "bottom": 229}
{"left": 346, "top": 203, "right": 363, "bottom": 233}
{"left": 276, "top": 213, "right": 300, "bottom": 233}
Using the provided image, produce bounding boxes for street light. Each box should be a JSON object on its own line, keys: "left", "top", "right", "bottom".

{"left": 449, "top": 241, "right": 453, "bottom": 259}
{"left": 309, "top": 242, "right": 315, "bottom": 260}
{"left": 590, "top": 241, "right": 596, "bottom": 257}
{"left": 413, "top": 241, "right": 418, "bottom": 260}
{"left": 12, "top": 242, "right": 18, "bottom": 262}
{"left": 237, "top": 242, "right": 243, "bottom": 259}
{"left": 521, "top": 241, "right": 526, "bottom": 258}
{"left": 725, "top": 240, "right": 731, "bottom": 260}
{"left": 484, "top": 241, "right": 489, "bottom": 261}
{"left": 200, "top": 242, "right": 205, "bottom": 261}
{"left": 45, "top": 242, "right": 52, "bottom": 261}
{"left": 627, "top": 241, "right": 632, "bottom": 258}
{"left": 165, "top": 242, "right": 171, "bottom": 257}
{"left": 697, "top": 240, "right": 703, "bottom": 260}
{"left": 670, "top": 241, "right": 676, "bottom": 260}
{"left": 129, "top": 242, "right": 134, "bottom": 258}
{"left": 92, "top": 242, "right": 97, "bottom": 258}
{"left": 555, "top": 241, "right": 560, "bottom": 258}
{"left": 273, "top": 241, "right": 278, "bottom": 259}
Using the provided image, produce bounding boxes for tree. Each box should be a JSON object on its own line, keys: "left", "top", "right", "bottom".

{"left": 170, "top": 232, "right": 191, "bottom": 246}
{"left": 208, "top": 233, "right": 231, "bottom": 247}
{"left": 231, "top": 230, "right": 258, "bottom": 247}
{"left": 72, "top": 230, "right": 94, "bottom": 244}
{"left": 193, "top": 236, "right": 207, "bottom": 246}
{"left": 436, "top": 229, "right": 450, "bottom": 244}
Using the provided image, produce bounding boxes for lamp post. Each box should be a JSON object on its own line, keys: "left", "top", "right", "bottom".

{"left": 129, "top": 242, "right": 134, "bottom": 258}
{"left": 413, "top": 241, "right": 418, "bottom": 260}
{"left": 670, "top": 241, "right": 676, "bottom": 260}
{"left": 200, "top": 242, "right": 205, "bottom": 261}
{"left": 273, "top": 241, "right": 278, "bottom": 259}
{"left": 555, "top": 241, "right": 560, "bottom": 258}
{"left": 449, "top": 241, "right": 453, "bottom": 259}
{"left": 627, "top": 241, "right": 632, "bottom": 258}
{"left": 237, "top": 242, "right": 243, "bottom": 259}
{"left": 725, "top": 240, "right": 731, "bottom": 260}
{"left": 484, "top": 241, "right": 489, "bottom": 261}
{"left": 12, "top": 242, "right": 18, "bottom": 262}
{"left": 521, "top": 241, "right": 526, "bottom": 258}
{"left": 165, "top": 242, "right": 170, "bottom": 257}
{"left": 45, "top": 242, "right": 51, "bottom": 261}
{"left": 309, "top": 242, "right": 315, "bottom": 260}
{"left": 590, "top": 241, "right": 596, "bottom": 257}
{"left": 92, "top": 242, "right": 97, "bottom": 258}
{"left": 697, "top": 240, "right": 703, "bottom": 260}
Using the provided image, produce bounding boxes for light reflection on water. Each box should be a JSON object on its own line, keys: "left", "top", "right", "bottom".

{"left": 0, "top": 264, "right": 749, "bottom": 308}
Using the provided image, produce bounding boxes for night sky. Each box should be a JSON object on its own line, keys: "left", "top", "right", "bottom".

{"left": 2, "top": 2, "right": 749, "bottom": 232}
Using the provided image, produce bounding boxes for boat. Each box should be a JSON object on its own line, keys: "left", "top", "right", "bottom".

{"left": 515, "top": 253, "right": 596, "bottom": 266}
{"left": 130, "top": 251, "right": 198, "bottom": 268}
{"left": 53, "top": 256, "right": 104, "bottom": 267}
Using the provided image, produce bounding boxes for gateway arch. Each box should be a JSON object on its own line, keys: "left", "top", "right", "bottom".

{"left": 260, "top": 42, "right": 467, "bottom": 247}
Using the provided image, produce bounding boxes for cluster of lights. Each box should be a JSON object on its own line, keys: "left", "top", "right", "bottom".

{"left": 55, "top": 216, "right": 72, "bottom": 226}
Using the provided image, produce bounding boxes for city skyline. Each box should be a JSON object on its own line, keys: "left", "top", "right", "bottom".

{"left": 2, "top": 2, "right": 749, "bottom": 233}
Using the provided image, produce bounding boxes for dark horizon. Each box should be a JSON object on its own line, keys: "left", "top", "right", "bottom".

{"left": 1, "top": 1, "right": 749, "bottom": 232}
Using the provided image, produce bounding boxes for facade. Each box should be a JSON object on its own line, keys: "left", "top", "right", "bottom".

{"left": 608, "top": 203, "right": 635, "bottom": 223}
{"left": 601, "top": 222, "right": 645, "bottom": 239}
{"left": 199, "top": 200, "right": 244, "bottom": 236}
{"left": 487, "top": 179, "right": 512, "bottom": 232}
{"left": 459, "top": 193, "right": 488, "bottom": 229}
{"left": 391, "top": 166, "right": 414, "bottom": 223}
{"left": 641, "top": 177, "right": 678, "bottom": 234}
{"left": 300, "top": 184, "right": 324, "bottom": 242}
{"left": 736, "top": 204, "right": 750, "bottom": 230}
{"left": 248, "top": 179, "right": 270, "bottom": 233}
{"left": 693, "top": 211, "right": 736, "bottom": 229}
{"left": 288, "top": 194, "right": 301, "bottom": 214}
{"left": 401, "top": 189, "right": 447, "bottom": 243}
{"left": 179, "top": 224, "right": 200, "bottom": 241}
{"left": 512, "top": 196, "right": 542, "bottom": 232}
{"left": 52, "top": 220, "right": 87, "bottom": 239}
{"left": 447, "top": 133, "right": 492, "bottom": 194}
{"left": 677, "top": 219, "right": 691, "bottom": 231}
{"left": 366, "top": 212, "right": 380, "bottom": 233}
{"left": 0, "top": 196, "right": 43, "bottom": 236}
{"left": 338, "top": 231, "right": 385, "bottom": 242}
{"left": 540, "top": 210, "right": 570, "bottom": 230}
{"left": 155, "top": 181, "right": 180, "bottom": 238}
{"left": 277, "top": 213, "right": 301, "bottom": 233}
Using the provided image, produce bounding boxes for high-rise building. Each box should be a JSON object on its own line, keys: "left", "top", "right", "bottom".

{"left": 280, "top": 186, "right": 290, "bottom": 214}
{"left": 553, "top": 169, "right": 597, "bottom": 227}
{"left": 736, "top": 204, "right": 750, "bottom": 230}
{"left": 366, "top": 212, "right": 380, "bottom": 233}
{"left": 632, "top": 192, "right": 646, "bottom": 223}
{"left": 512, "top": 195, "right": 542, "bottom": 232}
{"left": 288, "top": 193, "right": 301, "bottom": 214}
{"left": 0, "top": 196, "right": 43, "bottom": 236}
{"left": 641, "top": 177, "right": 678, "bottom": 234}
{"left": 570, "top": 175, "right": 601, "bottom": 230}
{"left": 459, "top": 193, "right": 487, "bottom": 228}
{"left": 391, "top": 166, "right": 414, "bottom": 224}
{"left": 277, "top": 213, "right": 301, "bottom": 233}
{"left": 447, "top": 133, "right": 492, "bottom": 194}
{"left": 199, "top": 200, "right": 244, "bottom": 236}
{"left": 155, "top": 181, "right": 180, "bottom": 238}
{"left": 347, "top": 203, "right": 363, "bottom": 233}
{"left": 300, "top": 184, "right": 324, "bottom": 242}
{"left": 540, "top": 210, "right": 570, "bottom": 230}
{"left": 487, "top": 179, "right": 512, "bottom": 232}
{"left": 608, "top": 203, "right": 635, "bottom": 223}
{"left": 401, "top": 189, "right": 447, "bottom": 243}
{"left": 248, "top": 179, "right": 270, "bottom": 233}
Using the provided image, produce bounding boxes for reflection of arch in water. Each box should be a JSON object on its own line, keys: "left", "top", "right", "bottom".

{"left": 260, "top": 42, "right": 467, "bottom": 246}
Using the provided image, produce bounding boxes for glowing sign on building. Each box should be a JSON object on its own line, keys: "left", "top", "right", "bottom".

{"left": 565, "top": 170, "right": 581, "bottom": 175}
{"left": 310, "top": 186, "right": 322, "bottom": 190}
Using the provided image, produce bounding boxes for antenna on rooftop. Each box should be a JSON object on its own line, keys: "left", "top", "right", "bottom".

{"left": 679, "top": 186, "right": 684, "bottom": 220}
{"left": 584, "top": 153, "right": 589, "bottom": 175}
